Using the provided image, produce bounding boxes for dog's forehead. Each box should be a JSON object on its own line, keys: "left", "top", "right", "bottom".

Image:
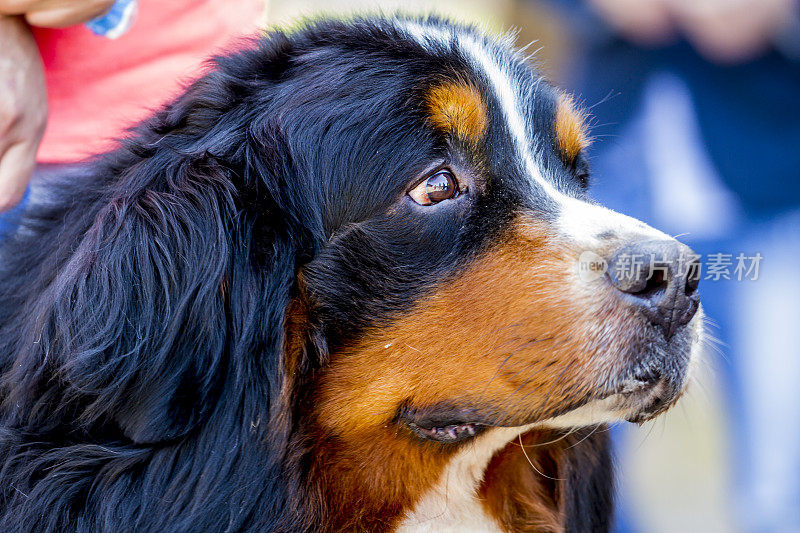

{"left": 395, "top": 22, "right": 570, "bottom": 201}
{"left": 390, "top": 19, "right": 660, "bottom": 244}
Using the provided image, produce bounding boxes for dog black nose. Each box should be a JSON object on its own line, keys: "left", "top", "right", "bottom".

{"left": 606, "top": 240, "right": 700, "bottom": 338}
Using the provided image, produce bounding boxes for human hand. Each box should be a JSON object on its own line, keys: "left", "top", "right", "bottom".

{"left": 0, "top": 15, "right": 46, "bottom": 211}
{"left": 587, "top": 0, "right": 676, "bottom": 46}
{"left": 0, "top": 0, "right": 114, "bottom": 28}
{"left": 588, "top": 0, "right": 797, "bottom": 63}
{"left": 669, "top": 0, "right": 795, "bottom": 63}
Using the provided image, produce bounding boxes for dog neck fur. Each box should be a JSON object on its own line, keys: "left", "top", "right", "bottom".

{"left": 394, "top": 424, "right": 536, "bottom": 532}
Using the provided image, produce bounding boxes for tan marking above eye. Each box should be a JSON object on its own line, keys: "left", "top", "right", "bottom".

{"left": 554, "top": 95, "right": 591, "bottom": 164}
{"left": 425, "top": 81, "right": 488, "bottom": 144}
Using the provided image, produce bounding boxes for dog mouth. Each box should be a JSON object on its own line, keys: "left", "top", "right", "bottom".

{"left": 613, "top": 375, "right": 684, "bottom": 423}
{"left": 406, "top": 421, "right": 488, "bottom": 443}
{"left": 403, "top": 384, "right": 670, "bottom": 443}
{"left": 399, "top": 404, "right": 492, "bottom": 443}
{"left": 401, "top": 363, "right": 689, "bottom": 443}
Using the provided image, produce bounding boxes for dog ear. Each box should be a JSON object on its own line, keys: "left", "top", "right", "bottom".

{"left": 5, "top": 43, "right": 304, "bottom": 445}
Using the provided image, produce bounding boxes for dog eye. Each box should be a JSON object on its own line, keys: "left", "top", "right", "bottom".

{"left": 408, "top": 170, "right": 459, "bottom": 206}
{"left": 574, "top": 154, "right": 591, "bottom": 189}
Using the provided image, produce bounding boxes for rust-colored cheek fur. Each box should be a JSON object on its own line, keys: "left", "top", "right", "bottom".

{"left": 554, "top": 95, "right": 590, "bottom": 164}
{"left": 425, "top": 81, "right": 488, "bottom": 144}
{"left": 299, "top": 219, "right": 633, "bottom": 530}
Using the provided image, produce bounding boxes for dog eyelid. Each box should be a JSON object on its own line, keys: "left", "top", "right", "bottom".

{"left": 408, "top": 169, "right": 460, "bottom": 206}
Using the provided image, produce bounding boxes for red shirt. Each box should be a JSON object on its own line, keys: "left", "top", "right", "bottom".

{"left": 33, "top": 0, "right": 264, "bottom": 163}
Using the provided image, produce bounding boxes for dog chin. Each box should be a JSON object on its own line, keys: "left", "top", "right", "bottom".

{"left": 538, "top": 383, "right": 674, "bottom": 430}
{"left": 541, "top": 308, "right": 705, "bottom": 430}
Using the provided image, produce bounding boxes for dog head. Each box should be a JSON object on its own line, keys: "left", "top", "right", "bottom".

{"left": 264, "top": 17, "right": 704, "bottom": 529}
{"left": 278, "top": 20, "right": 703, "bottom": 442}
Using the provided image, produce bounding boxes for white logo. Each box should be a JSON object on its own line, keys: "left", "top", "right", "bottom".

{"left": 577, "top": 250, "right": 608, "bottom": 282}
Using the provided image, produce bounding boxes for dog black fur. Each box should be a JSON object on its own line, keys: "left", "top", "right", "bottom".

{"left": 0, "top": 18, "right": 617, "bottom": 532}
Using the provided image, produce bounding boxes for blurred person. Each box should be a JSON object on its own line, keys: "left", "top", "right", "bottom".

{"left": 542, "top": 0, "right": 800, "bottom": 530}
{"left": 0, "top": 0, "right": 264, "bottom": 227}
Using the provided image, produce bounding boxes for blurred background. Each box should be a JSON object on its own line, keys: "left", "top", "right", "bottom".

{"left": 3, "top": 0, "right": 799, "bottom": 531}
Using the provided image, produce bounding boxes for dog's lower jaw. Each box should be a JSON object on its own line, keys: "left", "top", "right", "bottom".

{"left": 545, "top": 307, "right": 705, "bottom": 429}
{"left": 394, "top": 311, "right": 704, "bottom": 532}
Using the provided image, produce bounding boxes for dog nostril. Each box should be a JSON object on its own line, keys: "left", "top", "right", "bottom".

{"left": 631, "top": 267, "right": 668, "bottom": 299}
{"left": 685, "top": 260, "right": 700, "bottom": 296}
{"left": 605, "top": 239, "right": 700, "bottom": 339}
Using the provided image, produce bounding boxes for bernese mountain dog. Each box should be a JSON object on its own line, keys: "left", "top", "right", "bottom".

{"left": 0, "top": 16, "right": 704, "bottom": 533}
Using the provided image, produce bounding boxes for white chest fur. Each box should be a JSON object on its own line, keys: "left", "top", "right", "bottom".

{"left": 394, "top": 425, "right": 536, "bottom": 533}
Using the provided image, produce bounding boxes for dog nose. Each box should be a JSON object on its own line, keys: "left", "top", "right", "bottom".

{"left": 605, "top": 239, "right": 700, "bottom": 338}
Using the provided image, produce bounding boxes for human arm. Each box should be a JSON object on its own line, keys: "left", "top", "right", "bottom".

{"left": 0, "top": 14, "right": 46, "bottom": 211}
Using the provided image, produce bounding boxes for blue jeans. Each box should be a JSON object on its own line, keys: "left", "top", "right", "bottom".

{"left": 0, "top": 164, "right": 74, "bottom": 238}
{"left": 0, "top": 186, "right": 30, "bottom": 237}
